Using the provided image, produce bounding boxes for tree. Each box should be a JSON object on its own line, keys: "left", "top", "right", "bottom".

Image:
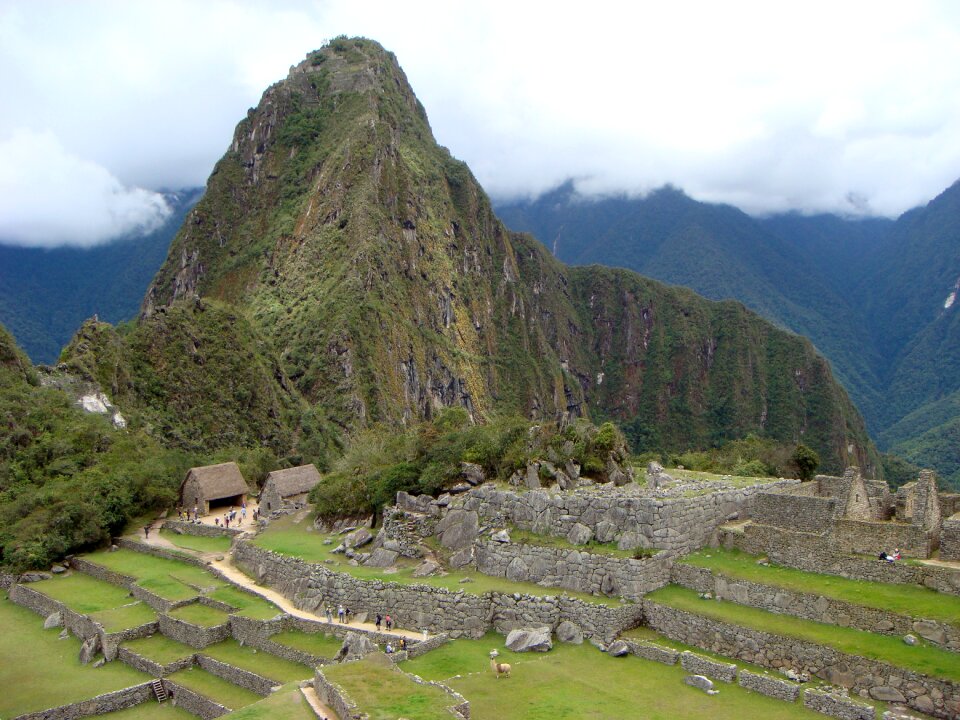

{"left": 792, "top": 444, "right": 819, "bottom": 481}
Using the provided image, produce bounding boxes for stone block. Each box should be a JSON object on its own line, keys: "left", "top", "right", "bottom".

{"left": 680, "top": 651, "right": 737, "bottom": 682}
{"left": 803, "top": 688, "right": 875, "bottom": 720}
{"left": 684, "top": 674, "right": 718, "bottom": 694}
{"left": 505, "top": 627, "right": 552, "bottom": 652}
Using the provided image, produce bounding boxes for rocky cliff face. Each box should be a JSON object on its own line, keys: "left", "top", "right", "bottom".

{"left": 99, "top": 37, "right": 875, "bottom": 470}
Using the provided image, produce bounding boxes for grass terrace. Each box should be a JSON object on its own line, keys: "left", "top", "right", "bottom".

{"left": 96, "top": 702, "right": 197, "bottom": 720}
{"left": 168, "top": 602, "right": 230, "bottom": 627}
{"left": 253, "top": 514, "right": 621, "bottom": 606}
{"left": 202, "top": 639, "right": 314, "bottom": 683}
{"left": 403, "top": 632, "right": 826, "bottom": 720}
{"left": 161, "top": 528, "right": 234, "bottom": 554}
{"left": 270, "top": 628, "right": 344, "bottom": 658}
{"left": 167, "top": 667, "right": 263, "bottom": 710}
{"left": 31, "top": 572, "right": 157, "bottom": 631}
{"left": 681, "top": 547, "right": 960, "bottom": 625}
{"left": 647, "top": 585, "right": 960, "bottom": 682}
{"left": 323, "top": 653, "right": 457, "bottom": 720}
{"left": 220, "top": 682, "right": 316, "bottom": 720}
{"left": 85, "top": 548, "right": 224, "bottom": 601}
{"left": 0, "top": 594, "right": 148, "bottom": 717}
{"left": 123, "top": 634, "right": 196, "bottom": 665}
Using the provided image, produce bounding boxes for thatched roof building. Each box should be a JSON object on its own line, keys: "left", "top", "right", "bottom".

{"left": 260, "top": 464, "right": 322, "bottom": 513}
{"left": 180, "top": 462, "right": 249, "bottom": 514}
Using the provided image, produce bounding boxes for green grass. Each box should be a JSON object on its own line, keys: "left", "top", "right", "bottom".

{"left": 648, "top": 585, "right": 960, "bottom": 682}
{"left": 208, "top": 585, "right": 284, "bottom": 620}
{"left": 403, "top": 633, "right": 826, "bottom": 720}
{"left": 160, "top": 529, "right": 233, "bottom": 554}
{"left": 220, "top": 682, "right": 316, "bottom": 720}
{"left": 96, "top": 701, "right": 198, "bottom": 720}
{"left": 85, "top": 548, "right": 225, "bottom": 601}
{"left": 90, "top": 602, "right": 158, "bottom": 632}
{"left": 32, "top": 572, "right": 137, "bottom": 613}
{"left": 270, "top": 629, "right": 343, "bottom": 657}
{"left": 323, "top": 654, "right": 456, "bottom": 720}
{"left": 168, "top": 602, "right": 230, "bottom": 627}
{"left": 253, "top": 515, "right": 620, "bottom": 606}
{"left": 167, "top": 667, "right": 263, "bottom": 709}
{"left": 0, "top": 594, "right": 149, "bottom": 716}
{"left": 682, "top": 548, "right": 960, "bottom": 625}
{"left": 201, "top": 639, "right": 314, "bottom": 682}
{"left": 123, "top": 634, "right": 196, "bottom": 665}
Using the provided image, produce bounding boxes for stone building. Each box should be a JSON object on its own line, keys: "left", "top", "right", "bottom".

{"left": 179, "top": 462, "right": 249, "bottom": 515}
{"left": 259, "top": 464, "right": 322, "bottom": 513}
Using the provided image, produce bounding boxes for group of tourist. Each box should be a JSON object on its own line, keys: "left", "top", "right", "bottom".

{"left": 374, "top": 613, "right": 394, "bottom": 631}
{"left": 214, "top": 502, "right": 254, "bottom": 529}
{"left": 878, "top": 547, "right": 902, "bottom": 563}
{"left": 385, "top": 637, "right": 407, "bottom": 654}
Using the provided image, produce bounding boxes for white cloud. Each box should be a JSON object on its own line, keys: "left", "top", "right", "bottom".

{"left": 0, "top": 0, "right": 959, "bottom": 242}
{"left": 0, "top": 129, "right": 170, "bottom": 247}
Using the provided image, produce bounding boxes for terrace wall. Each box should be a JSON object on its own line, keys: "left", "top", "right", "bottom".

{"left": 235, "top": 541, "right": 642, "bottom": 642}
{"left": 116, "top": 537, "right": 212, "bottom": 570}
{"left": 672, "top": 564, "right": 960, "bottom": 650}
{"left": 196, "top": 655, "right": 275, "bottom": 695}
{"left": 643, "top": 601, "right": 960, "bottom": 719}
{"left": 941, "top": 519, "right": 960, "bottom": 562}
{"left": 162, "top": 520, "right": 242, "bottom": 538}
{"left": 11, "top": 683, "right": 154, "bottom": 720}
{"left": 474, "top": 540, "right": 671, "bottom": 599}
{"left": 834, "top": 519, "right": 933, "bottom": 558}
{"left": 158, "top": 613, "right": 231, "bottom": 648}
{"left": 163, "top": 680, "right": 229, "bottom": 719}
{"left": 117, "top": 646, "right": 194, "bottom": 676}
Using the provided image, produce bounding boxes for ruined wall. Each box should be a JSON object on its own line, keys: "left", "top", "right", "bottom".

{"left": 158, "top": 613, "right": 231, "bottom": 648}
{"left": 643, "top": 601, "right": 960, "bottom": 719}
{"left": 474, "top": 541, "right": 670, "bottom": 598}
{"left": 196, "top": 656, "right": 275, "bottom": 695}
{"left": 11, "top": 684, "right": 154, "bottom": 720}
{"left": 442, "top": 480, "right": 796, "bottom": 553}
{"left": 941, "top": 519, "right": 960, "bottom": 562}
{"left": 834, "top": 519, "right": 933, "bottom": 557}
{"left": 162, "top": 520, "right": 242, "bottom": 538}
{"left": 234, "top": 541, "right": 642, "bottom": 642}
{"left": 751, "top": 489, "right": 835, "bottom": 533}
{"left": 163, "top": 680, "right": 229, "bottom": 719}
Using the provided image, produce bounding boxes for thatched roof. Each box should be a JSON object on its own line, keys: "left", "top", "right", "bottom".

{"left": 184, "top": 462, "right": 248, "bottom": 500}
{"left": 264, "top": 464, "right": 322, "bottom": 498}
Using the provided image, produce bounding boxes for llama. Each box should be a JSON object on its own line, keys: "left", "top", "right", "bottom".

{"left": 489, "top": 649, "right": 511, "bottom": 679}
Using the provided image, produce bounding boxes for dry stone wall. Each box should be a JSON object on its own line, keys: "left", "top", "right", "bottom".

{"left": 835, "top": 519, "right": 933, "bottom": 558}
{"left": 752, "top": 490, "right": 836, "bottom": 533}
{"left": 942, "top": 519, "right": 960, "bottom": 562}
{"left": 162, "top": 520, "right": 241, "bottom": 538}
{"left": 802, "top": 688, "right": 875, "bottom": 720}
{"left": 672, "top": 564, "right": 960, "bottom": 650}
{"left": 679, "top": 650, "right": 737, "bottom": 682}
{"left": 235, "top": 541, "right": 642, "bottom": 642}
{"left": 737, "top": 669, "right": 800, "bottom": 701}
{"left": 11, "top": 684, "right": 154, "bottom": 720}
{"left": 643, "top": 601, "right": 960, "bottom": 719}
{"left": 158, "top": 613, "right": 230, "bottom": 648}
{"left": 164, "top": 680, "right": 229, "bottom": 719}
{"left": 196, "top": 655, "right": 274, "bottom": 695}
{"left": 474, "top": 540, "right": 671, "bottom": 599}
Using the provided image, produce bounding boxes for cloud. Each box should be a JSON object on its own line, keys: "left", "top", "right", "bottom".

{"left": 0, "top": 129, "right": 170, "bottom": 247}
{"left": 1, "top": 0, "right": 960, "bottom": 236}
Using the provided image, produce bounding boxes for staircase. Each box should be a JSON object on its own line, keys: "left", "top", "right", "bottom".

{"left": 151, "top": 679, "right": 168, "bottom": 702}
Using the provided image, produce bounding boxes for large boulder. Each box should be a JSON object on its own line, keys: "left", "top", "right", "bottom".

{"left": 566, "top": 523, "right": 593, "bottom": 545}
{"left": 437, "top": 509, "right": 480, "bottom": 550}
{"left": 364, "top": 548, "right": 399, "bottom": 568}
{"left": 555, "top": 620, "right": 583, "bottom": 644}
{"left": 43, "top": 611, "right": 63, "bottom": 629}
{"left": 334, "top": 632, "right": 378, "bottom": 663}
{"left": 525, "top": 463, "right": 542, "bottom": 489}
{"left": 607, "top": 640, "right": 630, "bottom": 657}
{"left": 491, "top": 529, "right": 511, "bottom": 543}
{"left": 344, "top": 528, "right": 373, "bottom": 549}
{"left": 412, "top": 560, "right": 441, "bottom": 577}
{"left": 78, "top": 635, "right": 100, "bottom": 664}
{"left": 449, "top": 546, "right": 475, "bottom": 569}
{"left": 505, "top": 627, "right": 553, "bottom": 653}
{"left": 684, "top": 675, "right": 718, "bottom": 694}
{"left": 461, "top": 462, "right": 486, "bottom": 486}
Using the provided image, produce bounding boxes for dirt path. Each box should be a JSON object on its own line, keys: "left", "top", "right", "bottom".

{"left": 300, "top": 686, "right": 340, "bottom": 720}
{"left": 210, "top": 555, "right": 426, "bottom": 640}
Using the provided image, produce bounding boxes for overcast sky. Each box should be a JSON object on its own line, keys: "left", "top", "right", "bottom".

{"left": 2, "top": 0, "right": 960, "bottom": 247}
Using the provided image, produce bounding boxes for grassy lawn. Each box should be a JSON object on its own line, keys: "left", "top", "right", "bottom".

{"left": 254, "top": 515, "right": 620, "bottom": 606}
{"left": 403, "top": 633, "right": 826, "bottom": 720}
{"left": 161, "top": 529, "right": 233, "bottom": 554}
{"left": 201, "top": 640, "right": 314, "bottom": 682}
{"left": 97, "top": 700, "right": 198, "bottom": 720}
{"left": 168, "top": 602, "right": 230, "bottom": 627}
{"left": 221, "top": 682, "right": 316, "bottom": 720}
{"left": 90, "top": 602, "right": 158, "bottom": 632}
{"left": 323, "top": 654, "right": 457, "bottom": 720}
{"left": 123, "top": 634, "right": 196, "bottom": 665}
{"left": 167, "top": 667, "right": 263, "bottom": 709}
{"left": 270, "top": 629, "right": 343, "bottom": 658}
{"left": 208, "top": 585, "right": 284, "bottom": 620}
{"left": 85, "top": 549, "right": 225, "bottom": 601}
{"left": 32, "top": 572, "right": 136, "bottom": 613}
{"left": 0, "top": 594, "right": 149, "bottom": 716}
{"left": 648, "top": 585, "right": 960, "bottom": 682}
{"left": 681, "top": 547, "right": 960, "bottom": 625}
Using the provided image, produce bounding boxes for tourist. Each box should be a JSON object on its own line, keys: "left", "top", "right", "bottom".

{"left": 399, "top": 637, "right": 407, "bottom": 651}
{"left": 893, "top": 547, "right": 901, "bottom": 560}
{"left": 375, "top": 613, "right": 382, "bottom": 631}
{"left": 143, "top": 525, "right": 150, "bottom": 539}
{"left": 878, "top": 550, "right": 889, "bottom": 562}
{"left": 385, "top": 614, "right": 392, "bottom": 631}
{"left": 326, "top": 606, "right": 333, "bottom": 624}
{"left": 385, "top": 643, "right": 394, "bottom": 654}
{"left": 337, "top": 604, "right": 345, "bottom": 623}
{"left": 345, "top": 607, "right": 352, "bottom": 623}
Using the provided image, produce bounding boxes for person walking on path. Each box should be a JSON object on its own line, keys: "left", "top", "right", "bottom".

{"left": 385, "top": 614, "right": 393, "bottom": 631}
{"left": 375, "top": 613, "right": 382, "bottom": 631}
{"left": 326, "top": 606, "right": 333, "bottom": 624}
{"left": 337, "top": 605, "right": 345, "bottom": 623}
{"left": 143, "top": 525, "right": 151, "bottom": 539}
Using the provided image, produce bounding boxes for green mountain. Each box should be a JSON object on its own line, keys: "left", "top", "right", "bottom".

{"left": 0, "top": 189, "right": 202, "bottom": 365}
{"left": 496, "top": 179, "right": 960, "bottom": 486}
{"left": 57, "top": 38, "right": 874, "bottom": 479}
